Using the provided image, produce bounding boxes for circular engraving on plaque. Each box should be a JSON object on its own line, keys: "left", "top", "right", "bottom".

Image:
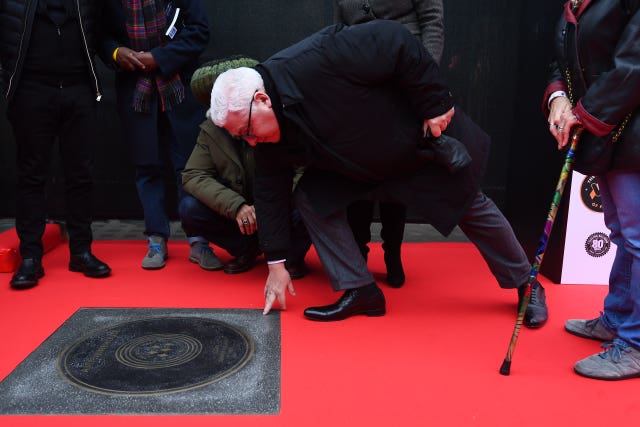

{"left": 585, "top": 232, "right": 610, "bottom": 258}
{"left": 57, "top": 317, "right": 253, "bottom": 395}
{"left": 580, "top": 176, "right": 603, "bottom": 212}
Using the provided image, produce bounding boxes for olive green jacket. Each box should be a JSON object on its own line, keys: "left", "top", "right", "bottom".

{"left": 182, "top": 120, "right": 254, "bottom": 220}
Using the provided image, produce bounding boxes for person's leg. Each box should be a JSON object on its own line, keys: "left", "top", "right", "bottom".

{"left": 285, "top": 206, "right": 312, "bottom": 279}
{"left": 599, "top": 172, "right": 640, "bottom": 348}
{"left": 573, "top": 171, "right": 640, "bottom": 380}
{"left": 7, "top": 81, "right": 56, "bottom": 262}
{"left": 6, "top": 81, "right": 54, "bottom": 287}
{"left": 346, "top": 199, "right": 375, "bottom": 260}
{"left": 379, "top": 202, "right": 407, "bottom": 287}
{"left": 595, "top": 174, "right": 634, "bottom": 331}
{"left": 179, "top": 194, "right": 258, "bottom": 272}
{"left": 458, "top": 192, "right": 530, "bottom": 288}
{"left": 58, "top": 83, "right": 95, "bottom": 255}
{"left": 179, "top": 194, "right": 255, "bottom": 256}
{"left": 296, "top": 189, "right": 375, "bottom": 291}
{"left": 135, "top": 163, "right": 170, "bottom": 269}
{"left": 295, "top": 188, "right": 384, "bottom": 320}
{"left": 57, "top": 84, "right": 110, "bottom": 278}
{"left": 458, "top": 191, "right": 547, "bottom": 327}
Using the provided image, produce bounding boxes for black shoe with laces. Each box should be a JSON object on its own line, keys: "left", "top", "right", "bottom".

{"left": 69, "top": 252, "right": 111, "bottom": 278}
{"left": 517, "top": 279, "right": 548, "bottom": 328}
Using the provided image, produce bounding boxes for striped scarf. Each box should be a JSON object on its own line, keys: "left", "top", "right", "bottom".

{"left": 124, "top": 0, "right": 185, "bottom": 112}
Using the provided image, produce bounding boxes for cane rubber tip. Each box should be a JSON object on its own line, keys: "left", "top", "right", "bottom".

{"left": 499, "top": 360, "right": 511, "bottom": 376}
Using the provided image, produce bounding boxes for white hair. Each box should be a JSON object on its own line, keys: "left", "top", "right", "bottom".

{"left": 210, "top": 67, "right": 264, "bottom": 127}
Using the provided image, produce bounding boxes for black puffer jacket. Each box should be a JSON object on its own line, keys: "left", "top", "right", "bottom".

{"left": 0, "top": 0, "right": 102, "bottom": 100}
{"left": 543, "top": 0, "right": 640, "bottom": 172}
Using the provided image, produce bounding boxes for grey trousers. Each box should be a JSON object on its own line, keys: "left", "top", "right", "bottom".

{"left": 294, "top": 188, "right": 374, "bottom": 291}
{"left": 295, "top": 187, "right": 530, "bottom": 291}
{"left": 458, "top": 191, "right": 531, "bottom": 289}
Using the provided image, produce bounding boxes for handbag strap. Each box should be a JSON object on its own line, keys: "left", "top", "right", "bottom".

{"left": 564, "top": 69, "right": 631, "bottom": 144}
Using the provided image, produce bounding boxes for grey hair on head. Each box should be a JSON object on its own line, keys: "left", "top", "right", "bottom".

{"left": 210, "top": 67, "right": 264, "bottom": 127}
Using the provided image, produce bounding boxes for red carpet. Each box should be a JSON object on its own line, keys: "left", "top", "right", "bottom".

{"left": 1, "top": 241, "right": 638, "bottom": 426}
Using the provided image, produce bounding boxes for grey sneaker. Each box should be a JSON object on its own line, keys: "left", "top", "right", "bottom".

{"left": 141, "top": 236, "right": 168, "bottom": 270}
{"left": 189, "top": 243, "right": 223, "bottom": 271}
{"left": 574, "top": 341, "right": 640, "bottom": 380}
{"left": 565, "top": 317, "right": 616, "bottom": 341}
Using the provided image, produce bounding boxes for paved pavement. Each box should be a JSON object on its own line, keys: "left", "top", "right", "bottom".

{"left": 0, "top": 218, "right": 468, "bottom": 242}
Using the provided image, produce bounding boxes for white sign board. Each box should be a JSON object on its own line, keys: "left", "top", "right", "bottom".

{"left": 560, "top": 172, "right": 615, "bottom": 285}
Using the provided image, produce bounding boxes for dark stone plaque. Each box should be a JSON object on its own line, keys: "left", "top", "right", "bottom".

{"left": 0, "top": 308, "right": 280, "bottom": 414}
{"left": 58, "top": 317, "right": 253, "bottom": 395}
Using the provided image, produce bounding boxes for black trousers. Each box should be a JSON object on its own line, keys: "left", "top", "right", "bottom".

{"left": 7, "top": 79, "right": 97, "bottom": 259}
{"left": 346, "top": 199, "right": 407, "bottom": 258}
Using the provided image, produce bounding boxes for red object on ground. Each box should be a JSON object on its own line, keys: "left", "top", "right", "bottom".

{"left": 0, "top": 223, "right": 65, "bottom": 273}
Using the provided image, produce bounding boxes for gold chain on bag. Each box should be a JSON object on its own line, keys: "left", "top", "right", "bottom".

{"left": 564, "top": 67, "right": 631, "bottom": 143}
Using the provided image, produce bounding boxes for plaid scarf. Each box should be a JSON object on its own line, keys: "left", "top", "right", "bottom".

{"left": 124, "top": 0, "right": 185, "bottom": 112}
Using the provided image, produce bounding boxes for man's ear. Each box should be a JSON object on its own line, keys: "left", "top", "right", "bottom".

{"left": 255, "top": 91, "right": 272, "bottom": 108}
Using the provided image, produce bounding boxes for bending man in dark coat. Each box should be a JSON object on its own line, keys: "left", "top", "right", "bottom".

{"left": 210, "top": 20, "right": 546, "bottom": 324}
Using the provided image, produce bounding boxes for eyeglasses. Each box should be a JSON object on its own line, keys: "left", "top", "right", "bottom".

{"left": 238, "top": 89, "right": 259, "bottom": 140}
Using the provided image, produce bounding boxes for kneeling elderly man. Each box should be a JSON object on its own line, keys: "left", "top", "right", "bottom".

{"left": 210, "top": 20, "right": 546, "bottom": 325}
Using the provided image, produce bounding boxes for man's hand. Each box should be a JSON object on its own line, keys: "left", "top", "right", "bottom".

{"left": 423, "top": 106, "right": 455, "bottom": 137}
{"left": 263, "top": 262, "right": 295, "bottom": 315}
{"left": 235, "top": 204, "right": 257, "bottom": 235}
{"left": 114, "top": 46, "right": 146, "bottom": 72}
{"left": 136, "top": 51, "right": 158, "bottom": 72}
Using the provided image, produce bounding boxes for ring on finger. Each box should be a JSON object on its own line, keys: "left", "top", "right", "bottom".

{"left": 242, "top": 218, "right": 249, "bottom": 225}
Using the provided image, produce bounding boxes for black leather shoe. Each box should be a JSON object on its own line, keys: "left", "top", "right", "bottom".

{"left": 224, "top": 245, "right": 261, "bottom": 274}
{"left": 384, "top": 252, "right": 405, "bottom": 288}
{"left": 69, "top": 252, "right": 111, "bottom": 278}
{"left": 304, "top": 283, "right": 386, "bottom": 321}
{"left": 10, "top": 259, "right": 44, "bottom": 289}
{"left": 285, "top": 260, "right": 309, "bottom": 279}
{"left": 518, "top": 279, "right": 548, "bottom": 328}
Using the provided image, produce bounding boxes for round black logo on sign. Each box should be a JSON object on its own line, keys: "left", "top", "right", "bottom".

{"left": 584, "top": 232, "right": 610, "bottom": 258}
{"left": 58, "top": 317, "right": 254, "bottom": 395}
{"left": 580, "top": 176, "right": 603, "bottom": 212}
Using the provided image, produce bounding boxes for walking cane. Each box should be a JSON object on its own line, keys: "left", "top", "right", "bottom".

{"left": 499, "top": 126, "right": 583, "bottom": 376}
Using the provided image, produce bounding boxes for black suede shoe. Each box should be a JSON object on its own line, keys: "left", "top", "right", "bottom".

{"left": 223, "top": 245, "right": 261, "bottom": 274}
{"left": 69, "top": 252, "right": 111, "bottom": 278}
{"left": 285, "top": 260, "right": 309, "bottom": 280}
{"left": 518, "top": 279, "right": 548, "bottom": 328}
{"left": 10, "top": 259, "right": 44, "bottom": 289}
{"left": 303, "top": 283, "right": 386, "bottom": 321}
{"left": 384, "top": 251, "right": 405, "bottom": 288}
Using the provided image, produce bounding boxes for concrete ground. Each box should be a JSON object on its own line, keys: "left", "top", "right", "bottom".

{"left": 0, "top": 218, "right": 469, "bottom": 243}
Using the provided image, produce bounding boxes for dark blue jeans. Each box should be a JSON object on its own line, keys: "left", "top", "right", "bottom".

{"left": 598, "top": 171, "right": 640, "bottom": 350}
{"left": 179, "top": 195, "right": 257, "bottom": 257}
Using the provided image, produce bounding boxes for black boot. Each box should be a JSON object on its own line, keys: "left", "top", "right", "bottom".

{"left": 383, "top": 250, "right": 405, "bottom": 288}
{"left": 380, "top": 203, "right": 406, "bottom": 288}
{"left": 517, "top": 279, "right": 548, "bottom": 328}
{"left": 10, "top": 258, "right": 44, "bottom": 289}
{"left": 69, "top": 252, "right": 111, "bottom": 278}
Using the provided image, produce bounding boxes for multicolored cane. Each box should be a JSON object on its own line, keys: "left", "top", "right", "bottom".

{"left": 500, "top": 127, "right": 583, "bottom": 376}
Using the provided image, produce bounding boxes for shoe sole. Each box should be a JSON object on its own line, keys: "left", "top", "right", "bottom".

{"left": 223, "top": 264, "right": 255, "bottom": 274}
{"left": 141, "top": 264, "right": 166, "bottom": 270}
{"left": 304, "top": 308, "right": 386, "bottom": 322}
{"left": 188, "top": 256, "right": 223, "bottom": 271}
{"left": 10, "top": 269, "right": 45, "bottom": 290}
{"left": 574, "top": 366, "right": 640, "bottom": 381}
{"left": 564, "top": 325, "right": 615, "bottom": 342}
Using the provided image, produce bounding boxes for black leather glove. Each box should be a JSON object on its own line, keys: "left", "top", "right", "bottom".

{"left": 418, "top": 133, "right": 472, "bottom": 173}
